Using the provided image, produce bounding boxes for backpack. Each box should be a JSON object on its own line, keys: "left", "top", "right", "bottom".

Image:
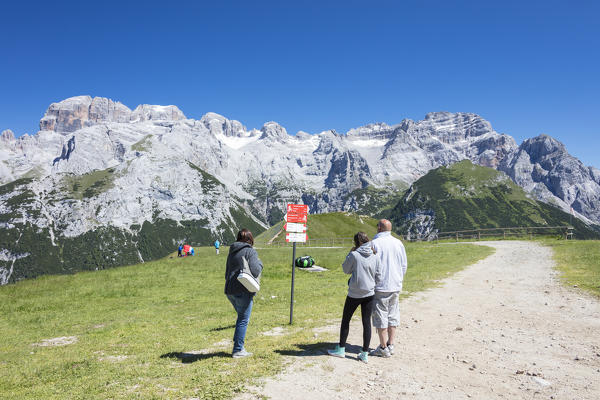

{"left": 295, "top": 255, "right": 315, "bottom": 268}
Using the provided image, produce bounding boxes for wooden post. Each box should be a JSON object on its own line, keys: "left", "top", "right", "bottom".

{"left": 456, "top": 232, "right": 459, "bottom": 242}
{"left": 503, "top": 230, "right": 506, "bottom": 240}
{"left": 478, "top": 231, "right": 481, "bottom": 241}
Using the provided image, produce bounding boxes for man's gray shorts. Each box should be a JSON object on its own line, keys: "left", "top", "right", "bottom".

{"left": 372, "top": 291, "right": 400, "bottom": 328}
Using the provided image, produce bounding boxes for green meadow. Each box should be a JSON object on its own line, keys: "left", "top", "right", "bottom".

{"left": 0, "top": 242, "right": 493, "bottom": 399}
{"left": 545, "top": 239, "right": 600, "bottom": 297}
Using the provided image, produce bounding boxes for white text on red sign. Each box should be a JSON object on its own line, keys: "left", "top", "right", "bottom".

{"left": 287, "top": 204, "right": 308, "bottom": 215}
{"left": 285, "top": 223, "right": 307, "bottom": 233}
{"left": 285, "top": 213, "right": 307, "bottom": 223}
{"left": 286, "top": 232, "right": 307, "bottom": 243}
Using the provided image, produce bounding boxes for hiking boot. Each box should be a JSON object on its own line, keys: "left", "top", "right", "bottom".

{"left": 358, "top": 351, "right": 368, "bottom": 363}
{"left": 369, "top": 345, "right": 390, "bottom": 358}
{"left": 232, "top": 349, "right": 253, "bottom": 358}
{"left": 387, "top": 343, "right": 395, "bottom": 355}
{"left": 327, "top": 344, "right": 345, "bottom": 358}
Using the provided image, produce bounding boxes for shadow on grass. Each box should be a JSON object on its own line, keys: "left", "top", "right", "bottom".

{"left": 274, "top": 342, "right": 363, "bottom": 358}
{"left": 160, "top": 351, "right": 230, "bottom": 363}
{"left": 209, "top": 324, "right": 236, "bottom": 332}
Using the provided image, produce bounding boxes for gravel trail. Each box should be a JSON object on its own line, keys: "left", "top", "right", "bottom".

{"left": 236, "top": 241, "right": 600, "bottom": 400}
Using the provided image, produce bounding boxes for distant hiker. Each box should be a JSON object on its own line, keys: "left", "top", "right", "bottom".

{"left": 190, "top": 247, "right": 195, "bottom": 256}
{"left": 224, "top": 229, "right": 263, "bottom": 358}
{"left": 183, "top": 244, "right": 191, "bottom": 256}
{"left": 328, "top": 232, "right": 381, "bottom": 364}
{"left": 178, "top": 244, "right": 183, "bottom": 257}
{"left": 369, "top": 219, "right": 408, "bottom": 358}
{"left": 214, "top": 239, "right": 220, "bottom": 255}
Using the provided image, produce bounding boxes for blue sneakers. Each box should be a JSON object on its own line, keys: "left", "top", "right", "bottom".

{"left": 327, "top": 344, "right": 345, "bottom": 358}
{"left": 358, "top": 351, "right": 368, "bottom": 363}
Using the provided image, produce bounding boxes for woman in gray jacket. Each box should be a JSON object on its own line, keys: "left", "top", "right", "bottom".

{"left": 328, "top": 232, "right": 381, "bottom": 363}
{"left": 225, "top": 228, "right": 263, "bottom": 358}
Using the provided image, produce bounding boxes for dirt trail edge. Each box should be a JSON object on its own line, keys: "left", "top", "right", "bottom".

{"left": 236, "top": 241, "right": 600, "bottom": 400}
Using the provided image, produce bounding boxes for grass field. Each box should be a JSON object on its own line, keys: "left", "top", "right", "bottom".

{"left": 0, "top": 243, "right": 493, "bottom": 399}
{"left": 544, "top": 240, "right": 600, "bottom": 297}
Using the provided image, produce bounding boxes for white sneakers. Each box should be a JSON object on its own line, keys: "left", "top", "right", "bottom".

{"left": 369, "top": 345, "right": 391, "bottom": 358}
{"left": 232, "top": 349, "right": 253, "bottom": 358}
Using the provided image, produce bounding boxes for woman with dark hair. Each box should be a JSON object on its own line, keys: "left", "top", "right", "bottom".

{"left": 224, "top": 228, "right": 263, "bottom": 358}
{"left": 328, "top": 232, "right": 381, "bottom": 363}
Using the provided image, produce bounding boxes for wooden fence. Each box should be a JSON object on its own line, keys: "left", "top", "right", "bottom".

{"left": 424, "top": 226, "right": 573, "bottom": 242}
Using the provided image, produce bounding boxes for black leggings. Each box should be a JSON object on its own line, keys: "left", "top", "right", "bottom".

{"left": 339, "top": 295, "right": 374, "bottom": 352}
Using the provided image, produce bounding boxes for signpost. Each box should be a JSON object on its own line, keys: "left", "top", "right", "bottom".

{"left": 286, "top": 203, "right": 308, "bottom": 324}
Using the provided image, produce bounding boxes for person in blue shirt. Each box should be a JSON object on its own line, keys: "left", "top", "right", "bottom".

{"left": 178, "top": 244, "right": 183, "bottom": 257}
{"left": 214, "top": 239, "right": 220, "bottom": 255}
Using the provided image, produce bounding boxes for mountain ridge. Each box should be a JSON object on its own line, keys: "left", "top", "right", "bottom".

{"left": 1, "top": 95, "right": 599, "bottom": 283}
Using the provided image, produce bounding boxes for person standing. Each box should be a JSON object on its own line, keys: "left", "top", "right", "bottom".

{"left": 214, "top": 239, "right": 220, "bottom": 255}
{"left": 224, "top": 229, "right": 263, "bottom": 358}
{"left": 328, "top": 232, "right": 381, "bottom": 363}
{"left": 369, "top": 219, "right": 408, "bottom": 358}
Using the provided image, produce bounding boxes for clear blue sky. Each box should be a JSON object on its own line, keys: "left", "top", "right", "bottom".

{"left": 1, "top": 1, "right": 599, "bottom": 167}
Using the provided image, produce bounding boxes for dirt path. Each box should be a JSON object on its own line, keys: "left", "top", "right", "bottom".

{"left": 236, "top": 241, "right": 600, "bottom": 400}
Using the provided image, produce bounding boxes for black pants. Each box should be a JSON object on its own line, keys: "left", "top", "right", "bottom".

{"left": 339, "top": 295, "right": 374, "bottom": 352}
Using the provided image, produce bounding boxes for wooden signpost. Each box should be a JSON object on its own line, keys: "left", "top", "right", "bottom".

{"left": 285, "top": 203, "right": 308, "bottom": 324}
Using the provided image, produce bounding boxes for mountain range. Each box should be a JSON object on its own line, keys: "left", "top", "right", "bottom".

{"left": 1, "top": 95, "right": 599, "bottom": 283}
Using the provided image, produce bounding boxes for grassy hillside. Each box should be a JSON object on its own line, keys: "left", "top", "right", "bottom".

{"left": 343, "top": 185, "right": 405, "bottom": 216}
{"left": 0, "top": 243, "right": 493, "bottom": 399}
{"left": 388, "top": 160, "right": 599, "bottom": 239}
{"left": 255, "top": 212, "right": 383, "bottom": 245}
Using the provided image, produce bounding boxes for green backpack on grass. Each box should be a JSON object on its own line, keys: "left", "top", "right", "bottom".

{"left": 295, "top": 256, "right": 315, "bottom": 268}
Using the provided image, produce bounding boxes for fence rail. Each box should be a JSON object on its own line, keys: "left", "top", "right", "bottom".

{"left": 427, "top": 225, "right": 573, "bottom": 242}
{"left": 257, "top": 225, "right": 574, "bottom": 247}
{"left": 258, "top": 237, "right": 356, "bottom": 248}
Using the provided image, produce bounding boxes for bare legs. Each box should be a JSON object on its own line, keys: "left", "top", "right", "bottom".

{"left": 377, "top": 325, "right": 396, "bottom": 348}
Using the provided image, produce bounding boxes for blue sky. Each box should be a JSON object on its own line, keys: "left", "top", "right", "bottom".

{"left": 1, "top": 1, "right": 599, "bottom": 167}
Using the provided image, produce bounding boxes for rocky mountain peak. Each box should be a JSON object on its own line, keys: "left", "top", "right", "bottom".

{"left": 130, "top": 104, "right": 185, "bottom": 122}
{"left": 89, "top": 97, "right": 132, "bottom": 125}
{"left": 200, "top": 112, "right": 246, "bottom": 137}
{"left": 260, "top": 121, "right": 288, "bottom": 140}
{"left": 1, "top": 129, "right": 15, "bottom": 142}
{"left": 422, "top": 112, "right": 494, "bottom": 139}
{"left": 499, "top": 133, "right": 600, "bottom": 224}
{"left": 346, "top": 122, "right": 393, "bottom": 138}
{"left": 315, "top": 130, "right": 345, "bottom": 154}
{"left": 590, "top": 166, "right": 600, "bottom": 185}
{"left": 295, "top": 131, "right": 312, "bottom": 140}
{"left": 39, "top": 95, "right": 95, "bottom": 133}
{"left": 39, "top": 96, "right": 186, "bottom": 134}
{"left": 521, "top": 134, "right": 567, "bottom": 161}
